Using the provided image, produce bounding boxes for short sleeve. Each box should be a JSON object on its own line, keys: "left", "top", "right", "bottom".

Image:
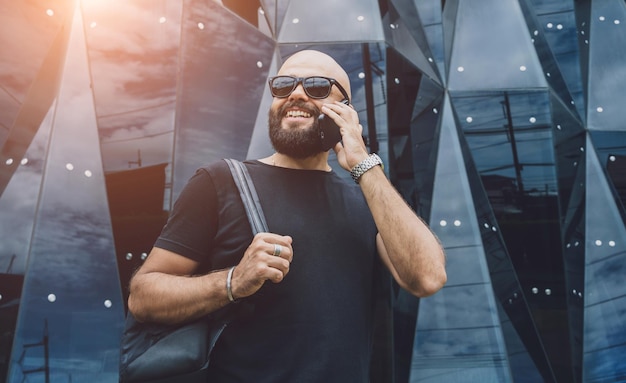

{"left": 154, "top": 168, "right": 218, "bottom": 263}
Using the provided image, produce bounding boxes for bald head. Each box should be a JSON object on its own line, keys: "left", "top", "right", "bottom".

{"left": 277, "top": 50, "right": 351, "bottom": 100}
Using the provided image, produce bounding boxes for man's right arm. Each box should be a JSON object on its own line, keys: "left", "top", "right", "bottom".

{"left": 127, "top": 247, "right": 233, "bottom": 325}
{"left": 128, "top": 233, "right": 294, "bottom": 325}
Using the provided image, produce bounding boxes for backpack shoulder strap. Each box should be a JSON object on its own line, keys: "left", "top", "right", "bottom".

{"left": 223, "top": 159, "right": 268, "bottom": 235}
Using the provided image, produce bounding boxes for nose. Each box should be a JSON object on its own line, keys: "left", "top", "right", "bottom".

{"left": 288, "top": 82, "right": 309, "bottom": 101}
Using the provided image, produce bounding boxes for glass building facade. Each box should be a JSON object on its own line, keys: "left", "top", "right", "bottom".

{"left": 0, "top": 0, "right": 625, "bottom": 382}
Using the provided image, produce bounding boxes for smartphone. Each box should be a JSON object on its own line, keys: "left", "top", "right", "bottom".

{"left": 318, "top": 99, "right": 349, "bottom": 151}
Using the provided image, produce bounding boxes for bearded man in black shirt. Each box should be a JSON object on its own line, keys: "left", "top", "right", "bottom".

{"left": 127, "top": 49, "right": 447, "bottom": 382}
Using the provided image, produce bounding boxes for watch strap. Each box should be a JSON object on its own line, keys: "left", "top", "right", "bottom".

{"left": 350, "top": 153, "right": 383, "bottom": 183}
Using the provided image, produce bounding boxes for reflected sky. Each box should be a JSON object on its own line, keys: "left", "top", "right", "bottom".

{"left": 278, "top": 0, "right": 383, "bottom": 43}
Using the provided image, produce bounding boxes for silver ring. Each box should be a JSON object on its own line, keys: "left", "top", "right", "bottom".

{"left": 273, "top": 244, "right": 282, "bottom": 257}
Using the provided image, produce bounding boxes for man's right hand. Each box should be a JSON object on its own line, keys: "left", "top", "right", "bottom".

{"left": 230, "top": 233, "right": 293, "bottom": 300}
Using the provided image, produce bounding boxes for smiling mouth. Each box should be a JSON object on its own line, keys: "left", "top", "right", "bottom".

{"left": 285, "top": 110, "right": 312, "bottom": 118}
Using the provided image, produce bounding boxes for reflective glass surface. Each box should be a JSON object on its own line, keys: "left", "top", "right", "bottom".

{"left": 9, "top": 8, "right": 123, "bottom": 382}
{"left": 278, "top": 0, "right": 384, "bottom": 43}
{"left": 586, "top": 1, "right": 626, "bottom": 131}
{"left": 174, "top": 0, "right": 275, "bottom": 197}
{"left": 448, "top": 0, "right": 547, "bottom": 91}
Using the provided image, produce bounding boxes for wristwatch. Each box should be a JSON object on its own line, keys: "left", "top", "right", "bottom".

{"left": 350, "top": 153, "right": 383, "bottom": 183}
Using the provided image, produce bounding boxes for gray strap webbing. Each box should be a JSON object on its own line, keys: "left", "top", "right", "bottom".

{"left": 224, "top": 159, "right": 268, "bottom": 235}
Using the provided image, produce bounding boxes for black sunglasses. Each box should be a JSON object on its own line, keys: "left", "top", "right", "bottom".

{"left": 268, "top": 76, "right": 350, "bottom": 103}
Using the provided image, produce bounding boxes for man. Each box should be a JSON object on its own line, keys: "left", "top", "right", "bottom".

{"left": 128, "top": 50, "right": 446, "bottom": 382}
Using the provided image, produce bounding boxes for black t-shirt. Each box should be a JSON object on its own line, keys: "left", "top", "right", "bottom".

{"left": 155, "top": 160, "right": 379, "bottom": 382}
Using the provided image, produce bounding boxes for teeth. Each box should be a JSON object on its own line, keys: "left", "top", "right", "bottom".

{"left": 286, "top": 110, "right": 311, "bottom": 118}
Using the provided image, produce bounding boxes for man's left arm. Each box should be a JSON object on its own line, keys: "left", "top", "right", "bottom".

{"left": 357, "top": 164, "right": 447, "bottom": 297}
{"left": 324, "top": 101, "right": 446, "bottom": 297}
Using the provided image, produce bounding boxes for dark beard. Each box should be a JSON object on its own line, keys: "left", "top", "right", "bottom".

{"left": 268, "top": 101, "right": 322, "bottom": 159}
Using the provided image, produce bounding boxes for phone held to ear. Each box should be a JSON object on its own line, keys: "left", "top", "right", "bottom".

{"left": 319, "top": 99, "right": 349, "bottom": 151}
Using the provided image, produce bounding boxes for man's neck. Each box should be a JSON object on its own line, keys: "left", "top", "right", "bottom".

{"left": 259, "top": 153, "right": 331, "bottom": 172}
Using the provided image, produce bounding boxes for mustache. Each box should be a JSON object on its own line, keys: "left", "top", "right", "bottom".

{"left": 278, "top": 100, "right": 320, "bottom": 117}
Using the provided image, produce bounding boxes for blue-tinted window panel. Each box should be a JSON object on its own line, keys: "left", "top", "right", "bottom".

{"left": 413, "top": 283, "right": 511, "bottom": 380}
{"left": 278, "top": 0, "right": 383, "bottom": 43}
{"left": 586, "top": 1, "right": 626, "bottom": 131}
{"left": 535, "top": 9, "right": 585, "bottom": 118}
{"left": 448, "top": 0, "right": 546, "bottom": 91}
{"left": 583, "top": 295, "right": 626, "bottom": 380}
{"left": 584, "top": 338, "right": 626, "bottom": 383}
{"left": 0, "top": 111, "right": 52, "bottom": 275}
{"left": 386, "top": 4, "right": 440, "bottom": 84}
{"left": 416, "top": 283, "right": 502, "bottom": 331}
{"left": 174, "top": 0, "right": 274, "bottom": 197}
{"left": 585, "top": 254, "right": 626, "bottom": 312}
{"left": 438, "top": 246, "right": 491, "bottom": 287}
{"left": 585, "top": 139, "right": 626, "bottom": 265}
{"left": 431, "top": 96, "right": 482, "bottom": 247}
{"left": 589, "top": 131, "right": 626, "bottom": 215}
{"left": 10, "top": 8, "right": 123, "bottom": 382}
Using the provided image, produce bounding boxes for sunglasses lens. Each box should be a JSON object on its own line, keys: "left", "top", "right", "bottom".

{"left": 270, "top": 77, "right": 296, "bottom": 97}
{"left": 304, "top": 77, "right": 332, "bottom": 98}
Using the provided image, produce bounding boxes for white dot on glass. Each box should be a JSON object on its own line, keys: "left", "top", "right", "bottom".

{"left": 492, "top": 226, "right": 497, "bottom": 232}
{"left": 358, "top": 72, "right": 365, "bottom": 79}
{"left": 292, "top": 18, "right": 299, "bottom": 24}
{"left": 126, "top": 253, "right": 133, "bottom": 260}
{"left": 20, "top": 158, "right": 28, "bottom": 165}
{"left": 46, "top": 9, "right": 54, "bottom": 16}
{"left": 466, "top": 116, "right": 473, "bottom": 123}
{"left": 547, "top": 23, "right": 553, "bottom": 28}
{"left": 357, "top": 15, "right": 365, "bottom": 22}
{"left": 547, "top": 72, "right": 551, "bottom": 77}
{"left": 453, "top": 220, "right": 461, "bottom": 227}
{"left": 428, "top": 57, "right": 433, "bottom": 63}
{"left": 599, "top": 16, "right": 606, "bottom": 21}
{"left": 258, "top": 8, "right": 264, "bottom": 15}
{"left": 84, "top": 170, "right": 92, "bottom": 177}
{"left": 439, "top": 220, "right": 447, "bottom": 227}
{"left": 48, "top": 294, "right": 56, "bottom": 302}
{"left": 533, "top": 30, "right": 539, "bottom": 36}
{"left": 5, "top": 158, "right": 13, "bottom": 165}
{"left": 595, "top": 240, "right": 602, "bottom": 246}
{"left": 104, "top": 300, "right": 112, "bottom": 308}
{"left": 529, "top": 117, "right": 536, "bottom": 123}
{"left": 457, "top": 66, "right": 464, "bottom": 72}
{"left": 608, "top": 241, "right": 616, "bottom": 247}
{"left": 90, "top": 22, "right": 97, "bottom": 28}
{"left": 557, "top": 24, "right": 563, "bottom": 30}
{"left": 141, "top": 252, "right": 148, "bottom": 260}
{"left": 545, "top": 289, "right": 552, "bottom": 296}
{"left": 520, "top": 65, "right": 527, "bottom": 71}
{"left": 556, "top": 124, "right": 562, "bottom": 130}
{"left": 432, "top": 108, "right": 438, "bottom": 114}
{"left": 197, "top": 22, "right": 205, "bottom": 30}
{"left": 609, "top": 156, "right": 616, "bottom": 162}
{"left": 159, "top": 17, "right": 166, "bottom": 24}
{"left": 597, "top": 107, "right": 603, "bottom": 113}
{"left": 574, "top": 241, "right": 580, "bottom": 246}
{"left": 484, "top": 223, "right": 490, "bottom": 229}
{"left": 394, "top": 78, "right": 400, "bottom": 84}
{"left": 531, "top": 287, "right": 538, "bottom": 294}
{"left": 256, "top": 61, "right": 263, "bottom": 68}
{"left": 389, "top": 23, "right": 396, "bottom": 29}
{"left": 66, "top": 163, "right": 74, "bottom": 171}
{"left": 614, "top": 20, "right": 620, "bottom": 25}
